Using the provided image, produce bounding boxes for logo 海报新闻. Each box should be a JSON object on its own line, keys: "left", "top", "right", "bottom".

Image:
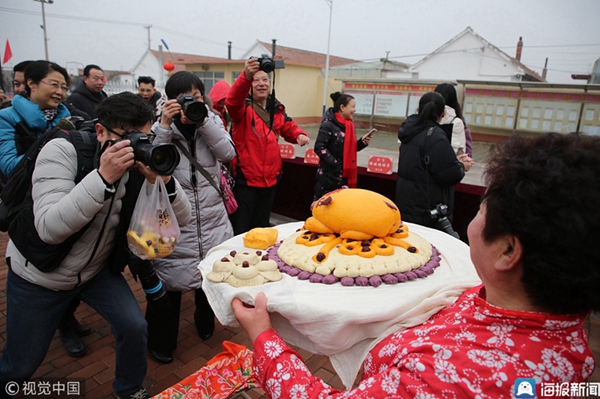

{"left": 514, "top": 378, "right": 536, "bottom": 398}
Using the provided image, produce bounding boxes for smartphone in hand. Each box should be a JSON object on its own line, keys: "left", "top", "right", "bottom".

{"left": 363, "top": 128, "right": 377, "bottom": 140}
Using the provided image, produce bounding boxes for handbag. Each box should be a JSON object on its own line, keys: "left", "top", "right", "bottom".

{"left": 173, "top": 141, "right": 238, "bottom": 215}
{"left": 220, "top": 164, "right": 238, "bottom": 214}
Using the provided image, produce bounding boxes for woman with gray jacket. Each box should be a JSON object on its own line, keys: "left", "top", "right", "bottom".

{"left": 149, "top": 71, "right": 236, "bottom": 363}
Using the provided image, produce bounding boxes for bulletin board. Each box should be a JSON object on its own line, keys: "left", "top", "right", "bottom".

{"left": 580, "top": 103, "right": 600, "bottom": 136}
{"left": 342, "top": 83, "right": 437, "bottom": 118}
{"left": 463, "top": 90, "right": 519, "bottom": 130}
{"left": 463, "top": 87, "right": 600, "bottom": 135}
{"left": 407, "top": 93, "right": 424, "bottom": 116}
{"left": 374, "top": 92, "right": 409, "bottom": 117}
{"left": 345, "top": 91, "right": 374, "bottom": 116}
{"left": 517, "top": 100, "right": 581, "bottom": 133}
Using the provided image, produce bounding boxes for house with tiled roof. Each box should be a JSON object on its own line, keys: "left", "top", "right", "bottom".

{"left": 129, "top": 42, "right": 357, "bottom": 123}
{"left": 397, "top": 27, "right": 545, "bottom": 82}
{"left": 242, "top": 40, "right": 357, "bottom": 69}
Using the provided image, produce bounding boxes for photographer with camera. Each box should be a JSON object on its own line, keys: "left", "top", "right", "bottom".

{"left": 226, "top": 57, "right": 310, "bottom": 235}
{"left": 0, "top": 92, "right": 191, "bottom": 399}
{"left": 149, "top": 71, "right": 236, "bottom": 362}
{"left": 394, "top": 91, "right": 469, "bottom": 238}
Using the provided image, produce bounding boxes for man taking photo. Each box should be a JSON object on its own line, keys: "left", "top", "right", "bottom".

{"left": 225, "top": 57, "right": 310, "bottom": 235}
{"left": 0, "top": 92, "right": 191, "bottom": 399}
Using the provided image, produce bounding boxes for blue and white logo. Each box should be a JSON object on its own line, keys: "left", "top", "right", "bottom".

{"left": 514, "top": 378, "right": 536, "bottom": 398}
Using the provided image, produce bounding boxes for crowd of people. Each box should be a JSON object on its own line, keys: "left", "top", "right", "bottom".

{"left": 0, "top": 56, "right": 596, "bottom": 399}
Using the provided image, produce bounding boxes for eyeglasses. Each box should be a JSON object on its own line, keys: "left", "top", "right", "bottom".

{"left": 103, "top": 125, "right": 155, "bottom": 143}
{"left": 40, "top": 80, "right": 69, "bottom": 92}
{"left": 104, "top": 125, "right": 127, "bottom": 139}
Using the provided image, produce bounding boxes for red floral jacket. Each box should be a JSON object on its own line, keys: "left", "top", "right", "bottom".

{"left": 252, "top": 285, "right": 593, "bottom": 398}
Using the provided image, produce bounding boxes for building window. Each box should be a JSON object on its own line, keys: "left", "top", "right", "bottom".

{"left": 194, "top": 71, "right": 225, "bottom": 94}
{"left": 233, "top": 71, "right": 242, "bottom": 81}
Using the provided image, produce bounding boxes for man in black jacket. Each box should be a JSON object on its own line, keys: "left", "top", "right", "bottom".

{"left": 137, "top": 76, "right": 166, "bottom": 117}
{"left": 67, "top": 64, "right": 108, "bottom": 119}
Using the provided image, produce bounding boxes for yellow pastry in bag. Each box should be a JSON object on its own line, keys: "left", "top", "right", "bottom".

{"left": 127, "top": 230, "right": 158, "bottom": 260}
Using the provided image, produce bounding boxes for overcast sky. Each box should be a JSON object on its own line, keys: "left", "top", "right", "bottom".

{"left": 1, "top": 0, "right": 599, "bottom": 84}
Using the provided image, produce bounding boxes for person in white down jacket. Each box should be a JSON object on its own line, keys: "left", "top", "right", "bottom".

{"left": 0, "top": 92, "right": 191, "bottom": 399}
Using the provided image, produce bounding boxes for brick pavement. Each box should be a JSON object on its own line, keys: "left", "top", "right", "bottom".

{"left": 0, "top": 231, "right": 353, "bottom": 398}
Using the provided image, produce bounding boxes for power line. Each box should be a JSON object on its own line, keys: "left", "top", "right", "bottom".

{"left": 0, "top": 6, "right": 142, "bottom": 27}
{"left": 0, "top": 6, "right": 247, "bottom": 51}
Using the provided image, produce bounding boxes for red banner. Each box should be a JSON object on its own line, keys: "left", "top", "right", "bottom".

{"left": 344, "top": 83, "right": 436, "bottom": 92}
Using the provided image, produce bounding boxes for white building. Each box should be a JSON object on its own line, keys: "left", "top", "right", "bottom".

{"left": 388, "top": 27, "right": 544, "bottom": 83}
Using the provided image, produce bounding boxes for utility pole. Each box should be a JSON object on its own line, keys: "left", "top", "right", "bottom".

{"left": 33, "top": 0, "right": 53, "bottom": 61}
{"left": 144, "top": 25, "right": 152, "bottom": 51}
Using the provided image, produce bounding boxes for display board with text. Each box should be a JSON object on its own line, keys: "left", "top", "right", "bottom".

{"left": 344, "top": 83, "right": 438, "bottom": 118}
{"left": 463, "top": 87, "right": 600, "bottom": 135}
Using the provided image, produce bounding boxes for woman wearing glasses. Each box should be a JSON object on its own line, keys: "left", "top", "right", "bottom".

{"left": 0, "top": 60, "right": 71, "bottom": 177}
{"left": 0, "top": 60, "right": 94, "bottom": 359}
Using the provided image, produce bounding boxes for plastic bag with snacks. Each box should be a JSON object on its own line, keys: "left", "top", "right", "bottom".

{"left": 127, "top": 178, "right": 180, "bottom": 260}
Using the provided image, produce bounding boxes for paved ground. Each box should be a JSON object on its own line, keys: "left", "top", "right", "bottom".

{"left": 0, "top": 230, "right": 354, "bottom": 398}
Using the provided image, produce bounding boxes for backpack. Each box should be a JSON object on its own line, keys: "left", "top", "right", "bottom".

{"left": 1, "top": 127, "right": 97, "bottom": 272}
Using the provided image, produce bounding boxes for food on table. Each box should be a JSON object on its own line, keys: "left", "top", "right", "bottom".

{"left": 275, "top": 188, "right": 440, "bottom": 287}
{"left": 243, "top": 227, "right": 279, "bottom": 250}
{"left": 207, "top": 250, "right": 283, "bottom": 287}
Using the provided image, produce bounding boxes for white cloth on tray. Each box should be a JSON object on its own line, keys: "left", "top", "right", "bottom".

{"left": 199, "top": 221, "right": 482, "bottom": 389}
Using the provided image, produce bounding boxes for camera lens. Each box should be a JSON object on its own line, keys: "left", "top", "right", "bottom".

{"left": 436, "top": 217, "right": 460, "bottom": 239}
{"left": 183, "top": 101, "right": 207, "bottom": 123}
{"left": 123, "top": 132, "right": 181, "bottom": 175}
{"left": 260, "top": 59, "right": 275, "bottom": 73}
{"left": 144, "top": 144, "right": 181, "bottom": 175}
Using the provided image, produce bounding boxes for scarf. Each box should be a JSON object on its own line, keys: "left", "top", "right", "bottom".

{"left": 42, "top": 107, "right": 58, "bottom": 121}
{"left": 335, "top": 112, "right": 357, "bottom": 187}
{"left": 174, "top": 117, "right": 197, "bottom": 142}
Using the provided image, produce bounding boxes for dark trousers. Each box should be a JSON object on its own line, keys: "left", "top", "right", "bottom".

{"left": 57, "top": 297, "right": 82, "bottom": 332}
{"left": 0, "top": 267, "right": 147, "bottom": 398}
{"left": 146, "top": 288, "right": 215, "bottom": 354}
{"left": 229, "top": 184, "right": 277, "bottom": 235}
{"left": 146, "top": 291, "right": 181, "bottom": 354}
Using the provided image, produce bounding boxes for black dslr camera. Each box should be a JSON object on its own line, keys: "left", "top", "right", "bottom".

{"left": 61, "top": 116, "right": 97, "bottom": 131}
{"left": 177, "top": 94, "right": 207, "bottom": 123}
{"left": 256, "top": 54, "right": 285, "bottom": 73}
{"left": 120, "top": 132, "right": 180, "bottom": 176}
{"left": 429, "top": 204, "right": 460, "bottom": 239}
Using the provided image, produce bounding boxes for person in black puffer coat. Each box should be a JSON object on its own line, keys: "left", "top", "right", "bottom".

{"left": 395, "top": 91, "right": 471, "bottom": 235}
{"left": 313, "top": 92, "right": 371, "bottom": 201}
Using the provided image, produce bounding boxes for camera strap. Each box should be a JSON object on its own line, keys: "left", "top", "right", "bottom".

{"left": 173, "top": 140, "right": 225, "bottom": 200}
{"left": 247, "top": 99, "right": 271, "bottom": 126}
{"left": 423, "top": 127, "right": 435, "bottom": 211}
